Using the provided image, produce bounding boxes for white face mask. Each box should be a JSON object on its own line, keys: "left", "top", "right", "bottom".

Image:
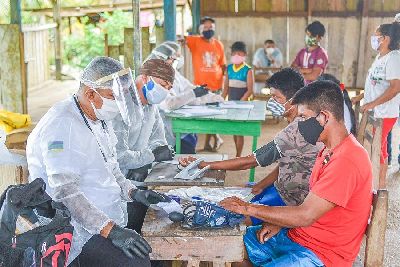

{"left": 370, "top": 36, "right": 381, "bottom": 51}
{"left": 143, "top": 77, "right": 169, "bottom": 104}
{"left": 90, "top": 90, "right": 120, "bottom": 121}
{"left": 265, "top": 48, "right": 275, "bottom": 55}
{"left": 172, "top": 56, "right": 184, "bottom": 70}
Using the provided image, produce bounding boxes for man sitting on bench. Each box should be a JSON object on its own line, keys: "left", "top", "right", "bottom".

{"left": 220, "top": 80, "right": 373, "bottom": 267}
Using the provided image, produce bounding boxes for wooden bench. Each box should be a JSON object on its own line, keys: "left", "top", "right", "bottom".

{"left": 357, "top": 111, "right": 388, "bottom": 267}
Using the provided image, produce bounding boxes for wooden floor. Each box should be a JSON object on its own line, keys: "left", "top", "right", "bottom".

{"left": 27, "top": 79, "right": 79, "bottom": 122}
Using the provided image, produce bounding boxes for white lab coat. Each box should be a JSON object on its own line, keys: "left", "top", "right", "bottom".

{"left": 113, "top": 102, "right": 168, "bottom": 173}
{"left": 27, "top": 97, "right": 135, "bottom": 263}
{"left": 158, "top": 71, "right": 224, "bottom": 145}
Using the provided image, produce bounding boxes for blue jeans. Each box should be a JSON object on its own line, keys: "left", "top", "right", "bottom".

{"left": 250, "top": 185, "right": 286, "bottom": 225}
{"left": 244, "top": 227, "right": 324, "bottom": 267}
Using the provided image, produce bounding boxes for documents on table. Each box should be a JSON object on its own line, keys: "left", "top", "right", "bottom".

{"left": 218, "top": 101, "right": 254, "bottom": 109}
{"left": 174, "top": 106, "right": 227, "bottom": 117}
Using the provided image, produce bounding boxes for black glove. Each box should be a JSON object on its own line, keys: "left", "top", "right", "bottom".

{"left": 108, "top": 224, "right": 152, "bottom": 259}
{"left": 130, "top": 189, "right": 171, "bottom": 206}
{"left": 193, "top": 86, "right": 209, "bottom": 98}
{"left": 152, "top": 145, "right": 175, "bottom": 162}
{"left": 126, "top": 164, "right": 152, "bottom": 182}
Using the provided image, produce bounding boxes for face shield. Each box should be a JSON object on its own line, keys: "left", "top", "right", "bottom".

{"left": 82, "top": 68, "right": 138, "bottom": 126}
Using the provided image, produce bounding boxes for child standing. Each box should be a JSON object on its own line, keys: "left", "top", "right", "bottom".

{"left": 222, "top": 41, "right": 254, "bottom": 157}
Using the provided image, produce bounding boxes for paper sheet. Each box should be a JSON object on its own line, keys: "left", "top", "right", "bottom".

{"left": 174, "top": 107, "right": 227, "bottom": 117}
{"left": 218, "top": 101, "right": 254, "bottom": 109}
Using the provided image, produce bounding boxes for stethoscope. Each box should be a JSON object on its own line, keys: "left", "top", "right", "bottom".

{"left": 73, "top": 95, "right": 114, "bottom": 162}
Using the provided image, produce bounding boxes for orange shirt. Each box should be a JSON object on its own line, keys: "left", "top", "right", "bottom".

{"left": 186, "top": 35, "right": 226, "bottom": 91}
{"left": 288, "top": 135, "right": 373, "bottom": 267}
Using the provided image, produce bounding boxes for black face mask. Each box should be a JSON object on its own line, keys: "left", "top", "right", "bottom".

{"left": 298, "top": 115, "right": 325, "bottom": 145}
{"left": 202, "top": 30, "right": 215, "bottom": 40}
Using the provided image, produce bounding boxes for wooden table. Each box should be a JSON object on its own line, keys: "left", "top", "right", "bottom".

{"left": 142, "top": 209, "right": 246, "bottom": 267}
{"left": 167, "top": 101, "right": 266, "bottom": 182}
{"left": 144, "top": 154, "right": 227, "bottom": 190}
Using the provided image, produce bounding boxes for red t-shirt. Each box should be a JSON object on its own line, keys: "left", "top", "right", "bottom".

{"left": 288, "top": 135, "right": 373, "bottom": 267}
{"left": 186, "top": 35, "right": 226, "bottom": 91}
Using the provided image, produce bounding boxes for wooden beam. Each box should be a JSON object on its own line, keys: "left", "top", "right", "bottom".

{"left": 155, "top": 25, "right": 165, "bottom": 46}
{"left": 23, "top": 1, "right": 187, "bottom": 17}
{"left": 191, "top": 0, "right": 201, "bottom": 34}
{"left": 202, "top": 11, "right": 308, "bottom": 17}
{"left": 142, "top": 27, "right": 151, "bottom": 60}
{"left": 132, "top": 0, "right": 141, "bottom": 76}
{"left": 124, "top": 28, "right": 134, "bottom": 70}
{"left": 164, "top": 0, "right": 177, "bottom": 41}
{"left": 53, "top": 0, "right": 62, "bottom": 80}
{"left": 365, "top": 189, "right": 388, "bottom": 266}
{"left": 0, "top": 25, "right": 25, "bottom": 113}
{"left": 10, "top": 0, "right": 22, "bottom": 27}
{"left": 307, "top": 0, "right": 313, "bottom": 23}
{"left": 355, "top": 0, "right": 369, "bottom": 88}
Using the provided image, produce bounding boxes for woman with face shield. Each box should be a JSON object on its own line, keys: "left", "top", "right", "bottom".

{"left": 145, "top": 41, "right": 224, "bottom": 154}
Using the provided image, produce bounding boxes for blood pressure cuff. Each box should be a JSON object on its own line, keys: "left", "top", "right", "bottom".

{"left": 182, "top": 201, "right": 244, "bottom": 229}
{"left": 253, "top": 141, "right": 282, "bottom": 167}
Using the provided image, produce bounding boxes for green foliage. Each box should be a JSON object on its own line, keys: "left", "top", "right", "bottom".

{"left": 63, "top": 10, "right": 132, "bottom": 69}
{"left": 100, "top": 10, "right": 132, "bottom": 45}
{"left": 22, "top": 11, "right": 42, "bottom": 24}
{"left": 63, "top": 17, "right": 104, "bottom": 68}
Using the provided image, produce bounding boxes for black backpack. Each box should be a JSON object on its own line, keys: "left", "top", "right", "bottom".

{"left": 0, "top": 178, "right": 74, "bottom": 267}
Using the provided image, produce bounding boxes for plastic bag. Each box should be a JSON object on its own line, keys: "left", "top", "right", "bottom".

{"left": 0, "top": 129, "right": 27, "bottom": 165}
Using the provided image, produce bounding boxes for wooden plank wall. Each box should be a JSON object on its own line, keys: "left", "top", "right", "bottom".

{"left": 0, "top": 25, "right": 24, "bottom": 113}
{"left": 23, "top": 26, "right": 51, "bottom": 88}
{"left": 196, "top": 0, "right": 398, "bottom": 87}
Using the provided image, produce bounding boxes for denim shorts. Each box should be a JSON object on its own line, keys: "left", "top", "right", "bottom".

{"left": 250, "top": 185, "right": 286, "bottom": 225}
{"left": 244, "top": 226, "right": 324, "bottom": 267}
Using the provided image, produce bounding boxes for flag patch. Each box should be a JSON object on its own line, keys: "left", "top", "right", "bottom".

{"left": 48, "top": 141, "right": 64, "bottom": 152}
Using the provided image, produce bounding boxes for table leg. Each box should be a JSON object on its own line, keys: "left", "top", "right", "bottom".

{"left": 249, "top": 136, "right": 258, "bottom": 182}
{"left": 176, "top": 132, "right": 181, "bottom": 154}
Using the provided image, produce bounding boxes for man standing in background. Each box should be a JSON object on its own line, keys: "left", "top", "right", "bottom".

{"left": 184, "top": 16, "right": 226, "bottom": 151}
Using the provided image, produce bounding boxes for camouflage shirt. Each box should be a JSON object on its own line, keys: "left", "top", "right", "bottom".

{"left": 258, "top": 118, "right": 322, "bottom": 205}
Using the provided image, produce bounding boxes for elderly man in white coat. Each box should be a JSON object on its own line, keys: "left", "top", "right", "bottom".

{"left": 26, "top": 57, "right": 170, "bottom": 267}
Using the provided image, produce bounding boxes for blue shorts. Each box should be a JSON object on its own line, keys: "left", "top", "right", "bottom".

{"left": 244, "top": 227, "right": 324, "bottom": 267}
{"left": 250, "top": 185, "right": 286, "bottom": 225}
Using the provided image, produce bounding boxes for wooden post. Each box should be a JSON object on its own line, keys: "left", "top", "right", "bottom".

{"left": 7, "top": 0, "right": 27, "bottom": 113}
{"left": 53, "top": 0, "right": 62, "bottom": 80}
{"left": 164, "top": 0, "right": 177, "bottom": 41}
{"left": 141, "top": 27, "right": 151, "bottom": 60}
{"left": 307, "top": 0, "right": 313, "bottom": 23}
{"left": 355, "top": 0, "right": 369, "bottom": 88}
{"left": 108, "top": 46, "right": 120, "bottom": 60}
{"left": 365, "top": 189, "right": 388, "bottom": 267}
{"left": 124, "top": 28, "right": 134, "bottom": 70}
{"left": 10, "top": 0, "right": 22, "bottom": 28}
{"left": 191, "top": 0, "right": 201, "bottom": 34}
{"left": 104, "top": 33, "right": 109, "bottom": 56}
{"left": 0, "top": 25, "right": 25, "bottom": 113}
{"left": 155, "top": 25, "right": 165, "bottom": 46}
{"left": 132, "top": 0, "right": 141, "bottom": 76}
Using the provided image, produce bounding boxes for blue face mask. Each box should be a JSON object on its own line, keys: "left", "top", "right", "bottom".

{"left": 142, "top": 77, "right": 169, "bottom": 104}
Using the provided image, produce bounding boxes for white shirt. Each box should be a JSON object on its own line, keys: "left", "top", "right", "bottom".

{"left": 27, "top": 97, "right": 133, "bottom": 263}
{"left": 364, "top": 50, "right": 400, "bottom": 118}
